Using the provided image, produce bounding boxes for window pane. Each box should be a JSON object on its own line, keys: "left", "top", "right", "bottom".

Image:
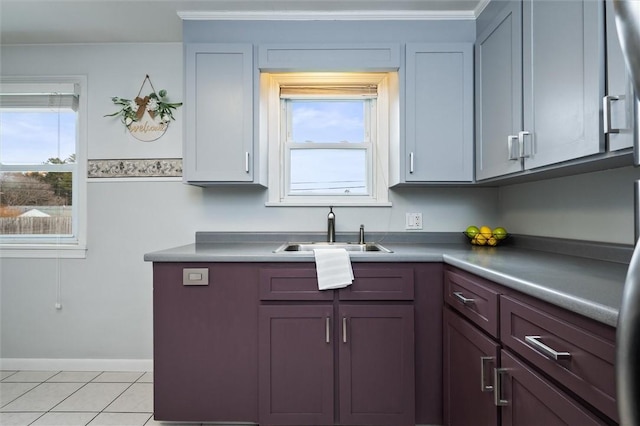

{"left": 0, "top": 171, "right": 73, "bottom": 235}
{"left": 0, "top": 110, "right": 76, "bottom": 164}
{"left": 290, "top": 149, "right": 367, "bottom": 195}
{"left": 291, "top": 101, "right": 365, "bottom": 143}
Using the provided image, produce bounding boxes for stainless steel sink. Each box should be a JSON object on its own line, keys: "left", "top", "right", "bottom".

{"left": 274, "top": 241, "right": 392, "bottom": 253}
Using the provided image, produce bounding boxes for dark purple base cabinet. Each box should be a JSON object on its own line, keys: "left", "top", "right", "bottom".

{"left": 153, "top": 262, "right": 444, "bottom": 425}
{"left": 153, "top": 263, "right": 259, "bottom": 423}
{"left": 258, "top": 262, "right": 442, "bottom": 426}
{"left": 443, "top": 266, "right": 617, "bottom": 426}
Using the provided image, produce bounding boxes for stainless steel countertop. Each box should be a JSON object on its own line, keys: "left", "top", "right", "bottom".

{"left": 144, "top": 237, "right": 628, "bottom": 328}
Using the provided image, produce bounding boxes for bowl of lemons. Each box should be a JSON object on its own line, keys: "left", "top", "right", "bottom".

{"left": 464, "top": 225, "right": 509, "bottom": 246}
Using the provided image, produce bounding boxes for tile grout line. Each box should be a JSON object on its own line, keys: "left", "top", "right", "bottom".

{"left": 1, "top": 370, "right": 155, "bottom": 426}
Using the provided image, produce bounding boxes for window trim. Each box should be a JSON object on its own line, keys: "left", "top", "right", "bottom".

{"left": 0, "top": 75, "right": 87, "bottom": 258}
{"left": 262, "top": 72, "right": 394, "bottom": 207}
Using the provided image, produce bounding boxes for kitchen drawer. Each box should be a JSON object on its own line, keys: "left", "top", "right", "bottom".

{"left": 500, "top": 295, "right": 617, "bottom": 422}
{"left": 261, "top": 265, "right": 415, "bottom": 301}
{"left": 444, "top": 267, "right": 500, "bottom": 338}
{"left": 339, "top": 266, "right": 414, "bottom": 301}
{"left": 259, "top": 267, "right": 333, "bottom": 301}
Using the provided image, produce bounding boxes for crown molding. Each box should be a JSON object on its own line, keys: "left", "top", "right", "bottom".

{"left": 177, "top": 9, "right": 478, "bottom": 21}
{"left": 474, "top": 0, "right": 492, "bottom": 17}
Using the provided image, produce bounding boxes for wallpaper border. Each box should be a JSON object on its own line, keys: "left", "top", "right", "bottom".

{"left": 87, "top": 158, "right": 182, "bottom": 178}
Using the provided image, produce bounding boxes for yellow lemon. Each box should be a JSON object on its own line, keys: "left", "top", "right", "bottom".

{"left": 493, "top": 227, "right": 508, "bottom": 240}
{"left": 480, "top": 226, "right": 492, "bottom": 239}
{"left": 487, "top": 236, "right": 498, "bottom": 246}
{"left": 475, "top": 234, "right": 487, "bottom": 245}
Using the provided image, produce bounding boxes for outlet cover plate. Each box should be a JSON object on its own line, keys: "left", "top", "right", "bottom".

{"left": 406, "top": 213, "right": 423, "bottom": 230}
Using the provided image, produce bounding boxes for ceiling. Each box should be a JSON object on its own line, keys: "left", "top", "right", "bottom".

{"left": 0, "top": 0, "right": 485, "bottom": 45}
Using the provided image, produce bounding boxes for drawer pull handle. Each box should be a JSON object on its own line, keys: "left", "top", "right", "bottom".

{"left": 453, "top": 291, "right": 474, "bottom": 305}
{"left": 480, "top": 356, "right": 494, "bottom": 392}
{"left": 326, "top": 317, "right": 331, "bottom": 344}
{"left": 493, "top": 368, "right": 509, "bottom": 406}
{"left": 524, "top": 335, "right": 571, "bottom": 361}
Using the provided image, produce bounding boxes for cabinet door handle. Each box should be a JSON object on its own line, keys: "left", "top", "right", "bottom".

{"left": 453, "top": 291, "right": 474, "bottom": 305}
{"left": 342, "top": 317, "right": 348, "bottom": 343}
{"left": 603, "top": 95, "right": 622, "bottom": 134}
{"left": 493, "top": 368, "right": 509, "bottom": 406}
{"left": 524, "top": 335, "right": 571, "bottom": 361}
{"left": 245, "top": 152, "right": 250, "bottom": 173}
{"left": 507, "top": 135, "right": 519, "bottom": 160}
{"left": 518, "top": 131, "right": 531, "bottom": 158}
{"left": 325, "top": 317, "right": 331, "bottom": 343}
{"left": 480, "top": 356, "right": 494, "bottom": 392}
{"left": 409, "top": 152, "right": 415, "bottom": 174}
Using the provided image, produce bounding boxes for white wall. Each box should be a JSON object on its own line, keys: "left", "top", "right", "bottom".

{"left": 498, "top": 165, "right": 640, "bottom": 245}
{"left": 0, "top": 43, "right": 500, "bottom": 367}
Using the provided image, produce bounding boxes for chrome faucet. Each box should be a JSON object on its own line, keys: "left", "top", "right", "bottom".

{"left": 327, "top": 207, "right": 336, "bottom": 243}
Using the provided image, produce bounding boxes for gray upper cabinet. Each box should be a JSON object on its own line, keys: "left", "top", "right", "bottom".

{"left": 521, "top": 0, "right": 603, "bottom": 169}
{"left": 475, "top": 1, "right": 523, "bottom": 181}
{"left": 605, "top": 0, "right": 636, "bottom": 152}
{"left": 403, "top": 43, "right": 474, "bottom": 183}
{"left": 476, "top": 0, "right": 605, "bottom": 181}
{"left": 183, "top": 44, "right": 258, "bottom": 185}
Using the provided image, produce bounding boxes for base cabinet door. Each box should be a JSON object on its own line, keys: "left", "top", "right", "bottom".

{"left": 339, "top": 304, "right": 415, "bottom": 426}
{"left": 499, "top": 350, "right": 607, "bottom": 426}
{"left": 443, "top": 307, "right": 500, "bottom": 426}
{"left": 258, "top": 305, "right": 334, "bottom": 426}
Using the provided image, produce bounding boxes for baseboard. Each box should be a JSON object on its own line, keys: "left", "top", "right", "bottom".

{"left": 0, "top": 358, "right": 153, "bottom": 372}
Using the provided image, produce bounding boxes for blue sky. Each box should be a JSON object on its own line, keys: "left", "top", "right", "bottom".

{"left": 0, "top": 111, "right": 76, "bottom": 164}
{"left": 291, "top": 100, "right": 365, "bottom": 143}
{"left": 289, "top": 100, "right": 368, "bottom": 194}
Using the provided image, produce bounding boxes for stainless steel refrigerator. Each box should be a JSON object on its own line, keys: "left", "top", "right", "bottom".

{"left": 613, "top": 1, "right": 640, "bottom": 424}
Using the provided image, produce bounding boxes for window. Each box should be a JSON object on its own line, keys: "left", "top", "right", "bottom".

{"left": 0, "top": 77, "right": 87, "bottom": 257}
{"left": 263, "top": 73, "right": 396, "bottom": 206}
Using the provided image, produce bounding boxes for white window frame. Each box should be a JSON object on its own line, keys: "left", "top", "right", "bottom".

{"left": 0, "top": 76, "right": 87, "bottom": 258}
{"left": 262, "top": 72, "right": 395, "bottom": 207}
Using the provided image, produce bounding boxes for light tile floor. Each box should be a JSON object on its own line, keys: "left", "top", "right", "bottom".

{"left": 0, "top": 371, "right": 202, "bottom": 426}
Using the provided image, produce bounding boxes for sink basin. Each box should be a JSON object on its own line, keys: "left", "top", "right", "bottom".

{"left": 274, "top": 241, "right": 392, "bottom": 253}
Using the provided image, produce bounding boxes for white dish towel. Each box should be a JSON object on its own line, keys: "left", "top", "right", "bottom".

{"left": 314, "top": 248, "right": 354, "bottom": 290}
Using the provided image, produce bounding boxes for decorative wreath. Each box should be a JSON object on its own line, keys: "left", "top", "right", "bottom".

{"left": 104, "top": 75, "right": 182, "bottom": 126}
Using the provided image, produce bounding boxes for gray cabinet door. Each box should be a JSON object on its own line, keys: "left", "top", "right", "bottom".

{"left": 405, "top": 43, "right": 474, "bottom": 182}
{"left": 475, "top": 1, "right": 523, "bottom": 180}
{"left": 605, "top": 0, "right": 636, "bottom": 152}
{"left": 184, "top": 44, "right": 254, "bottom": 183}
{"left": 522, "top": 0, "right": 604, "bottom": 169}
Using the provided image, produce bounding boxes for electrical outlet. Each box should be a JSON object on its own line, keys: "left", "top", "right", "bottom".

{"left": 405, "top": 212, "right": 423, "bottom": 230}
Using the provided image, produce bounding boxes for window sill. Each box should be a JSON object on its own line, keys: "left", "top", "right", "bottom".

{"left": 0, "top": 244, "right": 87, "bottom": 259}
{"left": 265, "top": 201, "right": 392, "bottom": 207}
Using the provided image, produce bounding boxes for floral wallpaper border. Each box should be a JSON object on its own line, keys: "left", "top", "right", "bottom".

{"left": 88, "top": 158, "right": 182, "bottom": 178}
